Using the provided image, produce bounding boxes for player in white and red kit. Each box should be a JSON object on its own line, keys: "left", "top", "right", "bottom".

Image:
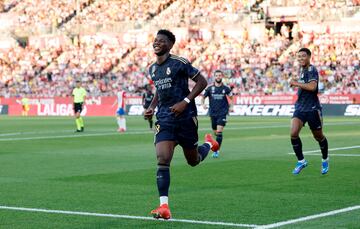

{"left": 113, "top": 90, "right": 127, "bottom": 132}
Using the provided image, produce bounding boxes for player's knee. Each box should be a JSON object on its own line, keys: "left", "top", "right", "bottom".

{"left": 290, "top": 130, "right": 299, "bottom": 139}
{"left": 314, "top": 134, "right": 325, "bottom": 142}
{"left": 156, "top": 154, "right": 171, "bottom": 165}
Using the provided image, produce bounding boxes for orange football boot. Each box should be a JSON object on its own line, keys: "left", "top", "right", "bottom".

{"left": 150, "top": 204, "right": 171, "bottom": 220}
{"left": 205, "top": 134, "right": 219, "bottom": 152}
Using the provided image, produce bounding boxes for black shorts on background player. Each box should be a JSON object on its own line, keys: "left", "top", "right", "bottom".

{"left": 74, "top": 103, "right": 83, "bottom": 113}
{"left": 211, "top": 115, "right": 227, "bottom": 130}
{"left": 293, "top": 109, "right": 323, "bottom": 130}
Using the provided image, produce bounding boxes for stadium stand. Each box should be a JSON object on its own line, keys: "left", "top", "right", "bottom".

{"left": 0, "top": 0, "right": 359, "bottom": 97}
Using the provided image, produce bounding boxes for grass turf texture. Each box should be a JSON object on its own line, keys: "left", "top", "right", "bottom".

{"left": 0, "top": 116, "right": 359, "bottom": 228}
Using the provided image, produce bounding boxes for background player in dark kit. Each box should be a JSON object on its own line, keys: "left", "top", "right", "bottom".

{"left": 289, "top": 48, "right": 329, "bottom": 175}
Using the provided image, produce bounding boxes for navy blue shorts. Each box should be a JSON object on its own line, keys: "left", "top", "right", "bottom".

{"left": 154, "top": 117, "right": 198, "bottom": 149}
{"left": 211, "top": 115, "right": 227, "bottom": 130}
{"left": 116, "top": 108, "right": 125, "bottom": 116}
{"left": 293, "top": 109, "right": 323, "bottom": 130}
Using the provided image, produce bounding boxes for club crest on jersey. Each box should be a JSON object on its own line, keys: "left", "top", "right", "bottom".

{"left": 211, "top": 86, "right": 215, "bottom": 93}
{"left": 166, "top": 67, "right": 171, "bottom": 75}
{"left": 222, "top": 89, "right": 225, "bottom": 94}
{"left": 152, "top": 66, "right": 156, "bottom": 74}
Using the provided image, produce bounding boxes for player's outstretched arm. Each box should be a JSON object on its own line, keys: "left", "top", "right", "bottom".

{"left": 144, "top": 91, "right": 158, "bottom": 119}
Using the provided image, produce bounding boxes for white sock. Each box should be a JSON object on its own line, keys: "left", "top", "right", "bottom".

{"left": 299, "top": 159, "right": 306, "bottom": 163}
{"left": 117, "top": 119, "right": 121, "bottom": 128}
{"left": 120, "top": 118, "right": 126, "bottom": 130}
{"left": 322, "top": 158, "right": 329, "bottom": 162}
{"left": 123, "top": 118, "right": 126, "bottom": 130}
{"left": 160, "top": 196, "right": 168, "bottom": 206}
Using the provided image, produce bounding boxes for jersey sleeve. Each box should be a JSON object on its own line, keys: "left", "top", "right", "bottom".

{"left": 226, "top": 86, "right": 233, "bottom": 96}
{"left": 308, "top": 66, "right": 319, "bottom": 83}
{"left": 183, "top": 61, "right": 200, "bottom": 80}
{"left": 148, "top": 64, "right": 155, "bottom": 80}
{"left": 203, "top": 87, "right": 210, "bottom": 97}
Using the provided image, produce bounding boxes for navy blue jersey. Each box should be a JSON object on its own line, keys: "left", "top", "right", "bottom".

{"left": 143, "top": 91, "right": 154, "bottom": 108}
{"left": 295, "top": 65, "right": 321, "bottom": 112}
{"left": 149, "top": 54, "right": 200, "bottom": 122}
{"left": 204, "top": 84, "right": 232, "bottom": 116}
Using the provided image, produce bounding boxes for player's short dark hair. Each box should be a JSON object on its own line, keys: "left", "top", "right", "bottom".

{"left": 298, "top": 48, "right": 311, "bottom": 56}
{"left": 157, "top": 29, "right": 176, "bottom": 44}
{"left": 214, "top": 70, "right": 223, "bottom": 75}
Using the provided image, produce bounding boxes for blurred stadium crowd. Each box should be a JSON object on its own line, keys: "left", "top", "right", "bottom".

{"left": 0, "top": 0, "right": 359, "bottom": 97}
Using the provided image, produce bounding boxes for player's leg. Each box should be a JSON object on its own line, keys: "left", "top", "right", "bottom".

{"left": 309, "top": 110, "right": 329, "bottom": 174}
{"left": 74, "top": 103, "right": 82, "bottom": 132}
{"left": 148, "top": 116, "right": 153, "bottom": 130}
{"left": 291, "top": 112, "right": 308, "bottom": 174}
{"left": 216, "top": 125, "right": 224, "bottom": 147}
{"left": 78, "top": 104, "right": 84, "bottom": 131}
{"left": 291, "top": 117, "right": 304, "bottom": 159}
{"left": 151, "top": 122, "right": 176, "bottom": 219}
{"left": 119, "top": 108, "right": 126, "bottom": 131}
{"left": 116, "top": 108, "right": 126, "bottom": 132}
{"left": 210, "top": 116, "right": 220, "bottom": 158}
{"left": 180, "top": 117, "right": 218, "bottom": 166}
{"left": 121, "top": 115, "right": 126, "bottom": 131}
{"left": 75, "top": 112, "right": 82, "bottom": 132}
{"left": 213, "top": 115, "right": 226, "bottom": 158}
{"left": 151, "top": 141, "right": 175, "bottom": 219}
{"left": 116, "top": 113, "right": 122, "bottom": 131}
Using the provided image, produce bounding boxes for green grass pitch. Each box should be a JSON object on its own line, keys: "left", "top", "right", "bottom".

{"left": 0, "top": 116, "right": 359, "bottom": 228}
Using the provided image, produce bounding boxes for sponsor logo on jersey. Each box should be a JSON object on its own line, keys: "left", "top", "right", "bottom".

{"left": 154, "top": 77, "right": 172, "bottom": 90}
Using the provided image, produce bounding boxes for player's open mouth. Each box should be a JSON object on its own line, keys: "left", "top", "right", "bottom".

{"left": 154, "top": 46, "right": 161, "bottom": 52}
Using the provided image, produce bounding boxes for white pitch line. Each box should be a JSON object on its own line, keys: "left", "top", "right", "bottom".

{"left": 305, "top": 153, "right": 360, "bottom": 157}
{"left": 287, "top": 145, "right": 360, "bottom": 156}
{"left": 304, "top": 145, "right": 360, "bottom": 154}
{"left": 255, "top": 205, "right": 360, "bottom": 229}
{"left": 0, "top": 205, "right": 258, "bottom": 228}
{"left": 1, "top": 121, "right": 359, "bottom": 141}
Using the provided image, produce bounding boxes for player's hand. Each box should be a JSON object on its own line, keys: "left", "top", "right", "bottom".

{"left": 170, "top": 101, "right": 188, "bottom": 117}
{"left": 289, "top": 79, "right": 298, "bottom": 87}
{"left": 144, "top": 107, "right": 154, "bottom": 119}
